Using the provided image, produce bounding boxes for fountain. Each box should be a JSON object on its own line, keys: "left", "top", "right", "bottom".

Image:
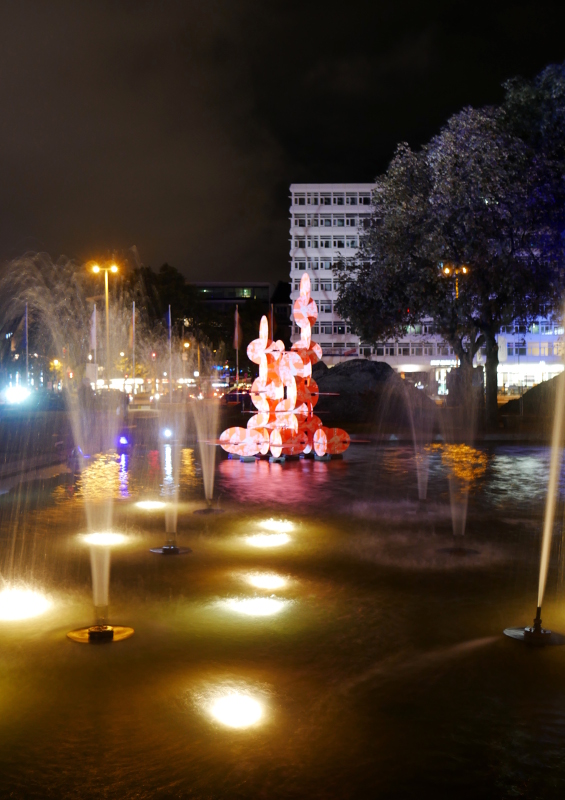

{"left": 504, "top": 371, "right": 565, "bottom": 646}
{"left": 192, "top": 397, "right": 223, "bottom": 514}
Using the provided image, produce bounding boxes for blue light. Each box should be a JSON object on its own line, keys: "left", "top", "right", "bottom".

{"left": 119, "top": 436, "right": 128, "bottom": 445}
{"left": 163, "top": 428, "right": 172, "bottom": 439}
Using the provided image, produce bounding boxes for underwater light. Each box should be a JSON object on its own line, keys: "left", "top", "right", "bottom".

{"left": 246, "top": 573, "right": 287, "bottom": 590}
{"left": 163, "top": 428, "right": 172, "bottom": 439}
{"left": 210, "top": 692, "right": 263, "bottom": 728}
{"left": 136, "top": 500, "right": 166, "bottom": 511}
{"left": 5, "top": 386, "right": 30, "bottom": 405}
{"left": 0, "top": 587, "right": 52, "bottom": 621}
{"left": 83, "top": 532, "right": 127, "bottom": 546}
{"left": 258, "top": 518, "right": 294, "bottom": 533}
{"left": 119, "top": 436, "right": 128, "bottom": 445}
{"left": 246, "top": 533, "right": 290, "bottom": 548}
{"left": 222, "top": 597, "right": 288, "bottom": 616}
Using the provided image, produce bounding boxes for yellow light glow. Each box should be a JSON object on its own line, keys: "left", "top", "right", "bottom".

{"left": 110, "top": 265, "right": 118, "bottom": 273}
{"left": 53, "top": 359, "right": 60, "bottom": 367}
{"left": 83, "top": 532, "right": 127, "bottom": 546}
{"left": 92, "top": 264, "right": 100, "bottom": 273}
{"left": 0, "top": 587, "right": 52, "bottom": 621}
{"left": 462, "top": 267, "right": 467, "bottom": 274}
{"left": 258, "top": 518, "right": 294, "bottom": 533}
{"left": 136, "top": 500, "right": 166, "bottom": 510}
{"left": 246, "top": 573, "right": 287, "bottom": 590}
{"left": 246, "top": 533, "right": 290, "bottom": 548}
{"left": 184, "top": 342, "right": 190, "bottom": 348}
{"left": 222, "top": 597, "right": 288, "bottom": 616}
{"left": 443, "top": 267, "right": 450, "bottom": 274}
{"left": 210, "top": 693, "right": 263, "bottom": 728}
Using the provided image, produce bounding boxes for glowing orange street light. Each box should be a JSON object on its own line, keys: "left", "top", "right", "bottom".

{"left": 441, "top": 264, "right": 469, "bottom": 299}
{"left": 91, "top": 262, "right": 119, "bottom": 381}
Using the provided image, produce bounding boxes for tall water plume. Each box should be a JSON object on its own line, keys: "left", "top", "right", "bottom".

{"left": 192, "top": 398, "right": 220, "bottom": 505}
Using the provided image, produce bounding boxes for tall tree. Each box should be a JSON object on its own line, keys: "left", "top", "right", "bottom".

{"left": 336, "top": 90, "right": 565, "bottom": 427}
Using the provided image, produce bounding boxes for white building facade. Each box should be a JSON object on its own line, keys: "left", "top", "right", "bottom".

{"left": 289, "top": 182, "right": 564, "bottom": 396}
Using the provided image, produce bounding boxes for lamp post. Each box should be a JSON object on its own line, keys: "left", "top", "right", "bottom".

{"left": 92, "top": 263, "right": 118, "bottom": 387}
{"left": 441, "top": 264, "right": 469, "bottom": 300}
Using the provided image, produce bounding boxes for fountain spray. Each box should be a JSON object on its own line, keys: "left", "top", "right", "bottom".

{"left": 504, "top": 370, "right": 565, "bottom": 646}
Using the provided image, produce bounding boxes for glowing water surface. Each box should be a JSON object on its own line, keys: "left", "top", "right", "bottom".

{"left": 210, "top": 692, "right": 263, "bottom": 729}
{"left": 0, "top": 588, "right": 52, "bottom": 621}
{"left": 245, "top": 573, "right": 287, "bottom": 590}
{"left": 82, "top": 532, "right": 127, "bottom": 546}
{"left": 245, "top": 533, "right": 290, "bottom": 548}
{"left": 221, "top": 597, "right": 289, "bottom": 616}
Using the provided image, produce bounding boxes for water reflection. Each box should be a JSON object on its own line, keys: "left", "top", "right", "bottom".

{"left": 246, "top": 533, "right": 290, "bottom": 548}
{"left": 119, "top": 453, "right": 129, "bottom": 498}
{"left": 221, "top": 597, "right": 289, "bottom": 616}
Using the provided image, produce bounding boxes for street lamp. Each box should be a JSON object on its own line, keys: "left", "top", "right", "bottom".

{"left": 92, "top": 263, "right": 118, "bottom": 386}
{"left": 441, "top": 264, "right": 469, "bottom": 299}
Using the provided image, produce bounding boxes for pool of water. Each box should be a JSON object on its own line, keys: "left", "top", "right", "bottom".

{"left": 0, "top": 444, "right": 564, "bottom": 799}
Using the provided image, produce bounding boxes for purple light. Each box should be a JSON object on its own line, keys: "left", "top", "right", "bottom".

{"left": 119, "top": 436, "right": 128, "bottom": 445}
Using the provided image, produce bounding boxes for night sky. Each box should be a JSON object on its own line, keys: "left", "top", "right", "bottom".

{"left": 1, "top": 0, "right": 564, "bottom": 284}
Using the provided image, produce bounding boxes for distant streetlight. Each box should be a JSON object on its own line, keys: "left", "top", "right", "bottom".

{"left": 184, "top": 342, "right": 190, "bottom": 348}
{"left": 92, "top": 263, "right": 119, "bottom": 383}
{"left": 194, "top": 370, "right": 200, "bottom": 378}
{"left": 441, "top": 264, "right": 469, "bottom": 299}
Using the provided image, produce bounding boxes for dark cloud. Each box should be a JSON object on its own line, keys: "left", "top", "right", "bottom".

{"left": 0, "top": 0, "right": 564, "bottom": 283}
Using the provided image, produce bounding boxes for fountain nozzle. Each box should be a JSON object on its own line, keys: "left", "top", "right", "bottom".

{"left": 523, "top": 606, "right": 552, "bottom": 646}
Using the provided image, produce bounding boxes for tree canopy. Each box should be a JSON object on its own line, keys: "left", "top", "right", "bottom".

{"left": 335, "top": 63, "right": 565, "bottom": 426}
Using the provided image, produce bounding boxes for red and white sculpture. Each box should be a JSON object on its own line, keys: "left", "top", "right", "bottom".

{"left": 220, "top": 273, "right": 350, "bottom": 459}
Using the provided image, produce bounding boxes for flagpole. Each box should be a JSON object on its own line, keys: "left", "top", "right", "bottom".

{"left": 25, "top": 302, "right": 29, "bottom": 386}
{"left": 132, "top": 301, "right": 136, "bottom": 395}
{"left": 270, "top": 303, "right": 274, "bottom": 341}
{"left": 168, "top": 304, "right": 172, "bottom": 404}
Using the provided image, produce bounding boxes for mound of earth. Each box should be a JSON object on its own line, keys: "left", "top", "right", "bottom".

{"left": 312, "top": 358, "right": 435, "bottom": 428}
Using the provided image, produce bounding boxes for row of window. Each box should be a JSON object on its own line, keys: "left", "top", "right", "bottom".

{"left": 501, "top": 324, "right": 565, "bottom": 335}
{"left": 293, "top": 259, "right": 333, "bottom": 272}
{"left": 293, "top": 279, "right": 334, "bottom": 291}
{"left": 293, "top": 324, "right": 353, "bottom": 335}
{"left": 506, "top": 342, "right": 562, "bottom": 356}
{"left": 292, "top": 236, "right": 358, "bottom": 249}
{"left": 292, "top": 192, "right": 371, "bottom": 206}
{"left": 292, "top": 214, "right": 369, "bottom": 228}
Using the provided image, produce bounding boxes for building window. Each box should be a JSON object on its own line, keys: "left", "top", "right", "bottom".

{"left": 319, "top": 302, "right": 332, "bottom": 313}
{"left": 295, "top": 238, "right": 306, "bottom": 248}
{"left": 320, "top": 216, "right": 332, "bottom": 227}
{"left": 333, "top": 216, "right": 345, "bottom": 227}
{"left": 320, "top": 324, "right": 332, "bottom": 334}
{"left": 320, "top": 281, "right": 332, "bottom": 291}
{"left": 307, "top": 215, "right": 319, "bottom": 226}
{"left": 333, "top": 237, "right": 345, "bottom": 248}
{"left": 346, "top": 237, "right": 358, "bottom": 248}
{"left": 437, "top": 345, "right": 449, "bottom": 355}
{"left": 320, "top": 238, "right": 332, "bottom": 249}
{"left": 359, "top": 193, "right": 371, "bottom": 205}
{"left": 516, "top": 343, "right": 526, "bottom": 355}
{"left": 321, "top": 259, "right": 332, "bottom": 270}
{"left": 540, "top": 342, "right": 549, "bottom": 356}
{"left": 346, "top": 193, "right": 358, "bottom": 205}
{"left": 311, "top": 281, "right": 319, "bottom": 291}
{"left": 528, "top": 343, "right": 540, "bottom": 356}
{"left": 424, "top": 345, "right": 435, "bottom": 355}
{"left": 294, "top": 280, "right": 301, "bottom": 290}
{"left": 411, "top": 346, "right": 423, "bottom": 356}
{"left": 398, "top": 344, "right": 410, "bottom": 356}
{"left": 311, "top": 324, "right": 319, "bottom": 334}
{"left": 295, "top": 215, "right": 306, "bottom": 227}
{"left": 359, "top": 215, "right": 371, "bottom": 228}
{"left": 296, "top": 260, "right": 306, "bottom": 270}
{"left": 346, "top": 216, "right": 357, "bottom": 227}
{"left": 307, "top": 193, "right": 318, "bottom": 205}
{"left": 375, "top": 346, "right": 384, "bottom": 356}
{"left": 541, "top": 324, "right": 553, "bottom": 334}
{"left": 307, "top": 237, "right": 319, "bottom": 248}
{"left": 294, "top": 194, "right": 306, "bottom": 205}
{"left": 307, "top": 257, "right": 319, "bottom": 270}
{"left": 334, "top": 324, "right": 346, "bottom": 334}
{"left": 333, "top": 194, "right": 345, "bottom": 205}
{"left": 320, "top": 193, "right": 331, "bottom": 205}
{"left": 554, "top": 342, "right": 563, "bottom": 356}
{"left": 385, "top": 345, "right": 395, "bottom": 356}
{"left": 507, "top": 344, "right": 514, "bottom": 356}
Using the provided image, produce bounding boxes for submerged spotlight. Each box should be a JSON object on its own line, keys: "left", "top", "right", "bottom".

{"left": 163, "top": 428, "right": 173, "bottom": 439}
{"left": 246, "top": 533, "right": 290, "bottom": 548}
{"left": 246, "top": 573, "right": 287, "bottom": 590}
{"left": 136, "top": 500, "right": 166, "bottom": 511}
{"left": 119, "top": 436, "right": 128, "bottom": 445}
{"left": 82, "top": 532, "right": 127, "bottom": 547}
{"left": 222, "top": 597, "right": 288, "bottom": 616}
{"left": 210, "top": 692, "right": 263, "bottom": 728}
{"left": 258, "top": 519, "right": 294, "bottom": 533}
{"left": 0, "top": 587, "right": 52, "bottom": 621}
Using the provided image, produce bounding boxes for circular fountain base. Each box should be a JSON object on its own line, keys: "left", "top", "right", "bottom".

{"left": 503, "top": 626, "right": 565, "bottom": 646}
{"left": 150, "top": 544, "right": 192, "bottom": 555}
{"left": 67, "top": 625, "right": 134, "bottom": 644}
{"left": 193, "top": 507, "right": 225, "bottom": 515}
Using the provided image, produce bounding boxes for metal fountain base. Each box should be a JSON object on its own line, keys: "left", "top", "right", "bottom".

{"left": 504, "top": 607, "right": 565, "bottom": 647}
{"left": 314, "top": 453, "right": 331, "bottom": 462}
{"left": 269, "top": 456, "right": 286, "bottom": 463}
{"left": 67, "top": 624, "right": 135, "bottom": 644}
{"left": 193, "top": 507, "right": 224, "bottom": 515}
{"left": 150, "top": 543, "right": 192, "bottom": 554}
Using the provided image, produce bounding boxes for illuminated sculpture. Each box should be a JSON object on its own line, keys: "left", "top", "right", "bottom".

{"left": 220, "top": 273, "right": 350, "bottom": 459}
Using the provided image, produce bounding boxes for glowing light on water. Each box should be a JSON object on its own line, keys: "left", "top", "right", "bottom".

{"left": 83, "top": 532, "right": 127, "bottom": 546}
{"left": 246, "top": 573, "right": 287, "bottom": 590}
{"left": 163, "top": 428, "right": 173, "bottom": 439}
{"left": 210, "top": 692, "right": 263, "bottom": 728}
{"left": 119, "top": 436, "right": 128, "bottom": 445}
{"left": 136, "top": 500, "right": 166, "bottom": 511}
{"left": 222, "top": 597, "right": 288, "bottom": 616}
{"left": 258, "top": 518, "right": 294, "bottom": 533}
{"left": 246, "top": 533, "right": 290, "bottom": 548}
{"left": 0, "top": 588, "right": 51, "bottom": 621}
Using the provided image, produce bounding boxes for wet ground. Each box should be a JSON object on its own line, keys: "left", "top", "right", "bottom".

{"left": 0, "top": 443, "right": 563, "bottom": 799}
